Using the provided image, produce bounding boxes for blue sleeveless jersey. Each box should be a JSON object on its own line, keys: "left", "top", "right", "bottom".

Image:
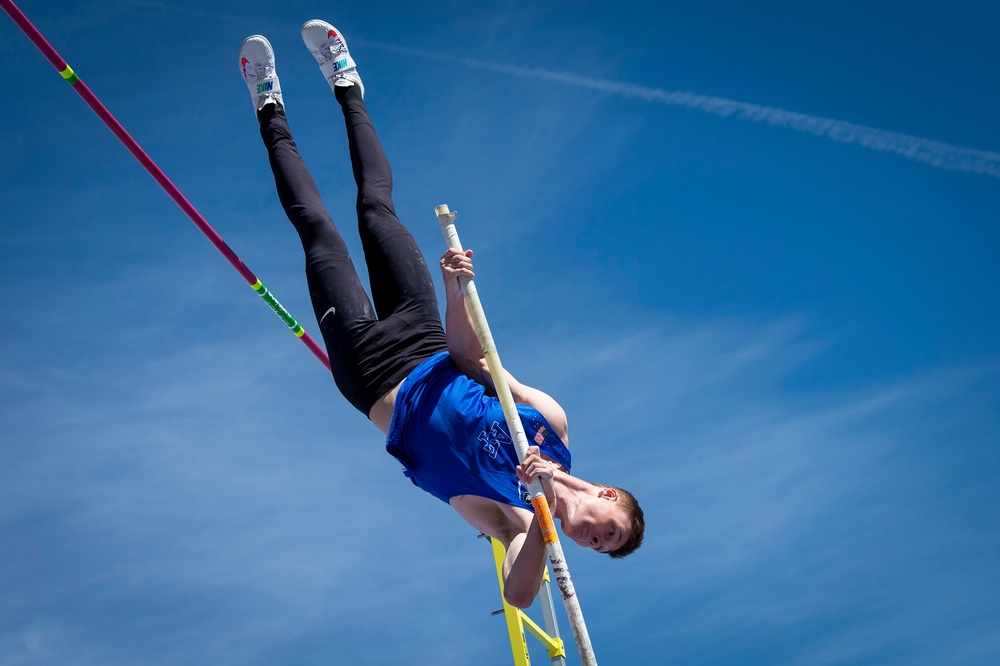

{"left": 385, "top": 352, "right": 571, "bottom": 509}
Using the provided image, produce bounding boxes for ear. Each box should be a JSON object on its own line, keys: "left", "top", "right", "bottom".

{"left": 597, "top": 487, "right": 618, "bottom": 501}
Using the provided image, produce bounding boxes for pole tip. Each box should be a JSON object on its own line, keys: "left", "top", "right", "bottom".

{"left": 434, "top": 204, "right": 451, "bottom": 216}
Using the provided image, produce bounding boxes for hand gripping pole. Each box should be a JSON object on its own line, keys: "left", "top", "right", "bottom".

{"left": 435, "top": 205, "right": 598, "bottom": 666}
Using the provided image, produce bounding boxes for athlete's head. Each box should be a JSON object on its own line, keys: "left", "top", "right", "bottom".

{"left": 560, "top": 484, "right": 644, "bottom": 558}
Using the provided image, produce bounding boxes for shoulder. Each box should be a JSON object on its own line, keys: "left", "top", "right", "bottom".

{"left": 510, "top": 382, "right": 569, "bottom": 445}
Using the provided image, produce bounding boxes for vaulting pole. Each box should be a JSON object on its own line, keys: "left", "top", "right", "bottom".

{"left": 2, "top": 0, "right": 331, "bottom": 371}
{"left": 436, "top": 205, "right": 598, "bottom": 666}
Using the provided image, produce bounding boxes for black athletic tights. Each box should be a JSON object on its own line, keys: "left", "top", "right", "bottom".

{"left": 258, "top": 96, "right": 447, "bottom": 416}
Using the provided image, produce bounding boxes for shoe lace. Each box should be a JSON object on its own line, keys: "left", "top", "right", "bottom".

{"left": 245, "top": 60, "right": 274, "bottom": 81}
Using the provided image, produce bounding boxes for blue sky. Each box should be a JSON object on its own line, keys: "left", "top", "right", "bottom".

{"left": 2, "top": 1, "right": 999, "bottom": 664}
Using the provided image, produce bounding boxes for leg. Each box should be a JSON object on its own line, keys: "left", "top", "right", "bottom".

{"left": 259, "top": 103, "right": 379, "bottom": 413}
{"left": 337, "top": 88, "right": 448, "bottom": 388}
{"left": 337, "top": 88, "right": 443, "bottom": 328}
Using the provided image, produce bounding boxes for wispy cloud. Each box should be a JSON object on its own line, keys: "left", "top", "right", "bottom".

{"left": 362, "top": 41, "right": 1000, "bottom": 179}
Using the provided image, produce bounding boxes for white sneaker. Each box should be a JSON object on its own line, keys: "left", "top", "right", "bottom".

{"left": 239, "top": 35, "right": 283, "bottom": 113}
{"left": 301, "top": 20, "right": 364, "bottom": 99}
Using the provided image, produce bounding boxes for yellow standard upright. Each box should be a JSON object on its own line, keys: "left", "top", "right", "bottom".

{"left": 484, "top": 535, "right": 567, "bottom": 666}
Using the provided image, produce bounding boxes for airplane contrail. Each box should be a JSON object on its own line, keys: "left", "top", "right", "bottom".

{"left": 362, "top": 41, "right": 1000, "bottom": 179}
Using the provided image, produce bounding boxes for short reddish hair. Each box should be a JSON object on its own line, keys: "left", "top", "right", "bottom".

{"left": 593, "top": 484, "right": 644, "bottom": 558}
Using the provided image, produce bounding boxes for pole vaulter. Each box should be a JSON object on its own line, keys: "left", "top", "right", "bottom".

{"left": 0, "top": 0, "right": 331, "bottom": 371}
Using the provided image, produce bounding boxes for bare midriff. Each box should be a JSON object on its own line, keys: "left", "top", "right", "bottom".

{"left": 368, "top": 377, "right": 407, "bottom": 435}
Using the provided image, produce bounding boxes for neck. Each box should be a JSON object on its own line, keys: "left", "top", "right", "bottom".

{"left": 550, "top": 469, "right": 595, "bottom": 521}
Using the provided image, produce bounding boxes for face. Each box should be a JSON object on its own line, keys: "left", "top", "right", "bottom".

{"left": 560, "top": 491, "right": 631, "bottom": 554}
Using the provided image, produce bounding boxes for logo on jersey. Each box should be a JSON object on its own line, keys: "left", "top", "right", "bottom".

{"left": 517, "top": 481, "right": 532, "bottom": 506}
{"left": 479, "top": 422, "right": 532, "bottom": 505}
{"left": 478, "top": 421, "right": 510, "bottom": 460}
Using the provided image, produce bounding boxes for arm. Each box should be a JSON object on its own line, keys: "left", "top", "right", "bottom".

{"left": 502, "top": 519, "right": 550, "bottom": 608}
{"left": 440, "top": 248, "right": 486, "bottom": 380}
{"left": 452, "top": 495, "right": 549, "bottom": 609}
{"left": 439, "top": 249, "right": 569, "bottom": 443}
{"left": 502, "top": 447, "right": 561, "bottom": 608}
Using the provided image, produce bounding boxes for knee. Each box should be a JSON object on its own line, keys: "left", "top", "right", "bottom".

{"left": 290, "top": 203, "right": 333, "bottom": 231}
{"left": 357, "top": 183, "right": 395, "bottom": 217}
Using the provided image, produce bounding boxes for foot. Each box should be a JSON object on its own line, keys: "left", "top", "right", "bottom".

{"left": 301, "top": 20, "right": 365, "bottom": 99}
{"left": 239, "top": 35, "right": 283, "bottom": 114}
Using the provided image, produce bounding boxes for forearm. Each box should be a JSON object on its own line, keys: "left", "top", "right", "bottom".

{"left": 444, "top": 278, "right": 491, "bottom": 385}
{"left": 502, "top": 522, "right": 549, "bottom": 609}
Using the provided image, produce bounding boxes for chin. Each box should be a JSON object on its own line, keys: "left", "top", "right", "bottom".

{"left": 560, "top": 522, "right": 582, "bottom": 542}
